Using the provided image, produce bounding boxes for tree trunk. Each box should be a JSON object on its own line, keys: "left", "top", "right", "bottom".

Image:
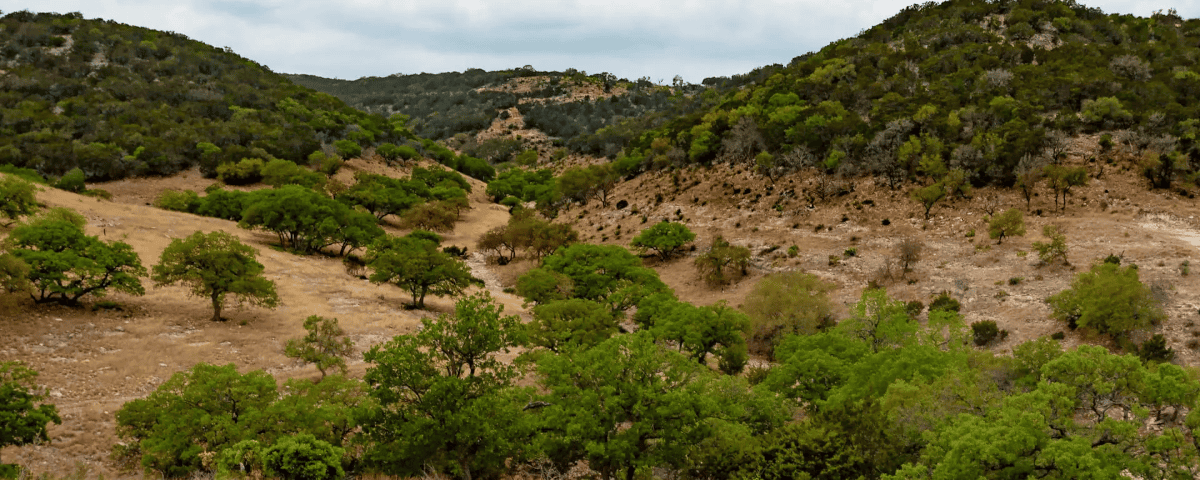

{"left": 211, "top": 291, "right": 223, "bottom": 321}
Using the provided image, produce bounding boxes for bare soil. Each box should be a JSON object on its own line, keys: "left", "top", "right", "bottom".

{"left": 5, "top": 145, "right": 1200, "bottom": 478}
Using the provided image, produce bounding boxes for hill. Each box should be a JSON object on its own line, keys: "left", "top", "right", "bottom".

{"left": 0, "top": 11, "right": 432, "bottom": 182}
{"left": 8, "top": 1, "right": 1200, "bottom": 479}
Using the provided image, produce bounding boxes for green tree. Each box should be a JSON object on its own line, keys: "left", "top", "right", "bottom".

{"left": 524, "top": 243, "right": 668, "bottom": 313}
{"left": 526, "top": 299, "right": 618, "bottom": 353}
{"left": 0, "top": 361, "right": 61, "bottom": 466}
{"left": 741, "top": 271, "right": 837, "bottom": 356}
{"left": 366, "top": 233, "right": 471, "bottom": 309}
{"left": 630, "top": 222, "right": 696, "bottom": 260}
{"left": 6, "top": 213, "right": 146, "bottom": 304}
{"left": 361, "top": 293, "right": 530, "bottom": 480}
{"left": 836, "top": 288, "right": 916, "bottom": 353}
{"left": 910, "top": 182, "right": 946, "bottom": 220}
{"left": 1048, "top": 262, "right": 1165, "bottom": 338}
{"left": 115, "top": 363, "right": 279, "bottom": 477}
{"left": 285, "top": 316, "right": 355, "bottom": 380}
{"left": 151, "top": 231, "right": 278, "bottom": 322}
{"left": 694, "top": 236, "right": 751, "bottom": 286}
{"left": 1043, "top": 164, "right": 1088, "bottom": 213}
{"left": 988, "top": 208, "right": 1026, "bottom": 244}
{"left": 240, "top": 185, "right": 378, "bottom": 254}
{"left": 641, "top": 298, "right": 751, "bottom": 365}
{"left": 535, "top": 332, "right": 786, "bottom": 480}
{"left": 0, "top": 176, "right": 38, "bottom": 227}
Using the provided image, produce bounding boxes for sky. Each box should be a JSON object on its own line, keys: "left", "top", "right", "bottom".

{"left": 3, "top": 1, "right": 1197, "bottom": 83}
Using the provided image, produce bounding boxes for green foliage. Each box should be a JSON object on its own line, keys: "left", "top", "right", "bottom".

{"left": 1138, "top": 334, "right": 1175, "bottom": 364}
{"left": 526, "top": 299, "right": 618, "bottom": 353}
{"left": 152, "top": 189, "right": 201, "bottom": 213}
{"left": 240, "top": 185, "right": 383, "bottom": 255}
{"left": 6, "top": 212, "right": 146, "bottom": 304}
{"left": 556, "top": 163, "right": 620, "bottom": 206}
{"left": 485, "top": 168, "right": 557, "bottom": 204}
{"left": 643, "top": 298, "right": 751, "bottom": 366}
{"left": 523, "top": 243, "right": 667, "bottom": 313}
{"left": 285, "top": 316, "right": 354, "bottom": 380}
{"left": 970, "top": 320, "right": 1001, "bottom": 346}
{"left": 217, "top": 158, "right": 266, "bottom": 185}
{"left": 741, "top": 271, "right": 837, "bottom": 356}
{"left": 0, "top": 253, "right": 31, "bottom": 296}
{"left": 0, "top": 175, "right": 38, "bottom": 226}
{"left": 534, "top": 332, "right": 789, "bottom": 480}
{"left": 365, "top": 232, "right": 471, "bottom": 309}
{"left": 332, "top": 140, "right": 362, "bottom": 159}
{"left": 928, "top": 291, "right": 961, "bottom": 313}
{"left": 262, "top": 434, "right": 345, "bottom": 480}
{"left": 0, "top": 361, "right": 62, "bottom": 464}
{"left": 361, "top": 293, "right": 529, "bottom": 479}
{"left": 54, "top": 168, "right": 85, "bottom": 193}
{"left": 476, "top": 210, "right": 579, "bottom": 263}
{"left": 1049, "top": 261, "right": 1166, "bottom": 337}
{"left": 988, "top": 208, "right": 1026, "bottom": 244}
{"left": 694, "top": 236, "right": 751, "bottom": 286}
{"left": 910, "top": 182, "right": 945, "bottom": 220}
{"left": 116, "top": 363, "right": 280, "bottom": 477}
{"left": 835, "top": 288, "right": 916, "bottom": 353}
{"left": 151, "top": 230, "right": 278, "bottom": 321}
{"left": 630, "top": 221, "right": 696, "bottom": 260}
{"left": 1044, "top": 164, "right": 1088, "bottom": 212}
{"left": 1032, "top": 224, "right": 1069, "bottom": 265}
{"left": 261, "top": 159, "right": 325, "bottom": 189}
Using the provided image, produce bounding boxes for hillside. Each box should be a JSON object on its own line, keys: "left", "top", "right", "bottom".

{"left": 8, "top": 0, "right": 1200, "bottom": 479}
{"left": 0, "top": 11, "right": 432, "bottom": 182}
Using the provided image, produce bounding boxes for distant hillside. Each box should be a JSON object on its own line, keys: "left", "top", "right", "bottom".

{"left": 587, "top": 0, "right": 1200, "bottom": 188}
{"left": 288, "top": 68, "right": 699, "bottom": 157}
{"left": 0, "top": 11, "right": 422, "bottom": 181}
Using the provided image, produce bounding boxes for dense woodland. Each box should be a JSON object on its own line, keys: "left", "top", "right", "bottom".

{"left": 6, "top": 0, "right": 1200, "bottom": 479}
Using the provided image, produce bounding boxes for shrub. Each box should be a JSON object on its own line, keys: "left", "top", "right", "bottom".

{"left": 153, "top": 189, "right": 201, "bottom": 213}
{"left": 1138, "top": 334, "right": 1175, "bottom": 364}
{"left": 0, "top": 175, "right": 39, "bottom": 226}
{"left": 55, "top": 167, "right": 86, "bottom": 193}
{"left": 897, "top": 237, "right": 923, "bottom": 276}
{"left": 631, "top": 221, "right": 696, "bottom": 260}
{"left": 694, "top": 236, "right": 751, "bottom": 286}
{"left": 972, "top": 320, "right": 1001, "bottom": 346}
{"left": 333, "top": 139, "right": 362, "bottom": 158}
{"left": 217, "top": 158, "right": 265, "bottom": 185}
{"left": 1048, "top": 262, "right": 1166, "bottom": 338}
{"left": 741, "top": 271, "right": 837, "bottom": 356}
{"left": 1032, "top": 225, "right": 1068, "bottom": 265}
{"left": 284, "top": 316, "right": 354, "bottom": 380}
{"left": 8, "top": 212, "right": 146, "bottom": 304}
{"left": 929, "top": 291, "right": 961, "bottom": 313}
{"left": 262, "top": 434, "right": 345, "bottom": 480}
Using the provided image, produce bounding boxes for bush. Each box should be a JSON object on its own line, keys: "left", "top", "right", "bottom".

{"left": 929, "top": 291, "right": 961, "bottom": 313}
{"left": 8, "top": 212, "right": 146, "bottom": 304}
{"left": 333, "top": 139, "right": 362, "bottom": 158}
{"left": 1033, "top": 225, "right": 1069, "bottom": 265}
{"left": 262, "top": 159, "right": 325, "bottom": 189}
{"left": 741, "top": 271, "right": 837, "bottom": 356}
{"left": 0, "top": 175, "right": 39, "bottom": 226}
{"left": 217, "top": 158, "right": 265, "bottom": 185}
{"left": 1048, "top": 262, "right": 1166, "bottom": 338}
{"left": 631, "top": 221, "right": 696, "bottom": 260}
{"left": 972, "top": 320, "right": 1001, "bottom": 346}
{"left": 1138, "top": 334, "right": 1175, "bottom": 364}
{"left": 153, "top": 189, "right": 201, "bottom": 213}
{"left": 262, "top": 434, "right": 345, "bottom": 480}
{"left": 55, "top": 167, "right": 85, "bottom": 192}
{"left": 694, "top": 236, "right": 751, "bottom": 286}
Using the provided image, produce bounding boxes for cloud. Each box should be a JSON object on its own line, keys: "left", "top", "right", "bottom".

{"left": 4, "top": 0, "right": 1199, "bottom": 82}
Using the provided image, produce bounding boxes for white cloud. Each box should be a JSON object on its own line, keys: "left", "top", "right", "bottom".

{"left": 3, "top": 0, "right": 1198, "bottom": 82}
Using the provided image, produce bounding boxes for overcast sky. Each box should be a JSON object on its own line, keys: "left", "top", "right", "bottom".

{"left": 4, "top": 1, "right": 1196, "bottom": 83}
